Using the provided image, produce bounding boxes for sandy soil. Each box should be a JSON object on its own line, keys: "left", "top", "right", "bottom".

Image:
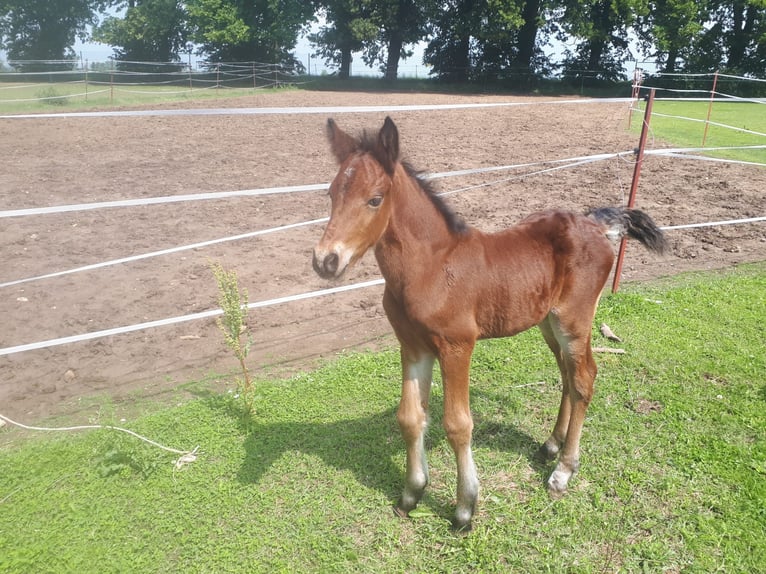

{"left": 1, "top": 90, "right": 764, "bottom": 422}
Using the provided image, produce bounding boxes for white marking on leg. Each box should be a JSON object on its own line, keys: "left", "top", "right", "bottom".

{"left": 548, "top": 468, "right": 572, "bottom": 493}
{"left": 454, "top": 447, "right": 479, "bottom": 527}
{"left": 398, "top": 355, "right": 435, "bottom": 512}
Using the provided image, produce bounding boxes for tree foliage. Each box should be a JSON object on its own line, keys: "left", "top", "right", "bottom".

{"left": 93, "top": 0, "right": 187, "bottom": 70}
{"left": 0, "top": 0, "right": 763, "bottom": 80}
{"left": 309, "top": 1, "right": 377, "bottom": 78}
{"left": 0, "top": 0, "right": 106, "bottom": 70}
{"left": 555, "top": 0, "right": 648, "bottom": 82}
{"left": 358, "top": 0, "right": 432, "bottom": 80}
{"left": 185, "top": 0, "right": 315, "bottom": 67}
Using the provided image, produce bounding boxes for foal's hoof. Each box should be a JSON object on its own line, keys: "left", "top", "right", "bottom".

{"left": 546, "top": 468, "right": 573, "bottom": 499}
{"left": 546, "top": 484, "right": 567, "bottom": 500}
{"left": 451, "top": 518, "right": 473, "bottom": 534}
{"left": 535, "top": 443, "right": 558, "bottom": 463}
{"left": 393, "top": 504, "right": 411, "bottom": 519}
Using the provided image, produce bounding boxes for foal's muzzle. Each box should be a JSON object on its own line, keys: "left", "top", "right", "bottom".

{"left": 312, "top": 250, "right": 340, "bottom": 279}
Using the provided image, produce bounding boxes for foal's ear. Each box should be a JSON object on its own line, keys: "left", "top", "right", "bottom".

{"left": 326, "top": 118, "right": 358, "bottom": 164}
{"left": 376, "top": 116, "right": 399, "bottom": 175}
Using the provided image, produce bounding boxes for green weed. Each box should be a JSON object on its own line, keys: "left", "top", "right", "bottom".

{"left": 210, "top": 261, "right": 255, "bottom": 417}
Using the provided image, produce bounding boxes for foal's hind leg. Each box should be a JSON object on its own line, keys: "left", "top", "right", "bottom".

{"left": 395, "top": 346, "right": 436, "bottom": 517}
{"left": 538, "top": 317, "right": 572, "bottom": 462}
{"left": 539, "top": 313, "right": 597, "bottom": 497}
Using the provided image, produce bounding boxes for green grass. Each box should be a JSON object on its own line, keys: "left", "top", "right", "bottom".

{"left": 1, "top": 265, "right": 765, "bottom": 572}
{"left": 632, "top": 100, "right": 766, "bottom": 163}
{"left": 0, "top": 81, "right": 278, "bottom": 113}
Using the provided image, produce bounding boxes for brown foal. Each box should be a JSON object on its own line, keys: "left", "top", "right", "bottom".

{"left": 312, "top": 116, "right": 667, "bottom": 531}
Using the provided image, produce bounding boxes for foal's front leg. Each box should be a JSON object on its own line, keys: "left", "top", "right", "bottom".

{"left": 440, "top": 343, "right": 479, "bottom": 531}
{"left": 395, "top": 348, "right": 435, "bottom": 517}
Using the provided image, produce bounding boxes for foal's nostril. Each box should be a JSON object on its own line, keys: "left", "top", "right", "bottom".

{"left": 323, "top": 252, "right": 339, "bottom": 275}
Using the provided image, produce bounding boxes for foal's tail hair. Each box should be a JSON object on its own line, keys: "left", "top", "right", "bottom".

{"left": 588, "top": 207, "right": 668, "bottom": 255}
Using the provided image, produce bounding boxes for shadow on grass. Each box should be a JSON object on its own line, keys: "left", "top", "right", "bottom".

{"left": 236, "top": 405, "right": 405, "bottom": 501}
{"left": 191, "top": 384, "right": 548, "bottom": 522}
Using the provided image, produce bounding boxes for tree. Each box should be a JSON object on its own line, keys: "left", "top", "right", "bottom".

{"left": 514, "top": 0, "right": 546, "bottom": 75}
{"left": 693, "top": 0, "right": 766, "bottom": 74}
{"left": 424, "top": 0, "right": 553, "bottom": 83}
{"left": 360, "top": 0, "right": 431, "bottom": 80}
{"left": 0, "top": 0, "right": 106, "bottom": 71}
{"left": 556, "top": 0, "right": 648, "bottom": 82}
{"left": 93, "top": 0, "right": 188, "bottom": 71}
{"left": 424, "top": 0, "right": 484, "bottom": 82}
{"left": 310, "top": 1, "right": 377, "bottom": 78}
{"left": 185, "top": 0, "right": 315, "bottom": 67}
{"left": 636, "top": 0, "right": 707, "bottom": 73}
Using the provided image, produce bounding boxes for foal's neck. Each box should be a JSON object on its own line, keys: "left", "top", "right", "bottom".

{"left": 386, "top": 166, "right": 460, "bottom": 247}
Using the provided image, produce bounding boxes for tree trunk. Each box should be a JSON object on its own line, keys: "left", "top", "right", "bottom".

{"left": 339, "top": 47, "right": 352, "bottom": 79}
{"left": 664, "top": 45, "right": 678, "bottom": 73}
{"left": 385, "top": 32, "right": 403, "bottom": 81}
{"left": 515, "top": 0, "right": 541, "bottom": 74}
{"left": 727, "top": 0, "right": 755, "bottom": 70}
{"left": 453, "top": 34, "right": 471, "bottom": 82}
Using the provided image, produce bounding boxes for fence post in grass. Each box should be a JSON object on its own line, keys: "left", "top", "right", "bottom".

{"left": 612, "top": 88, "right": 656, "bottom": 293}
{"left": 628, "top": 65, "right": 643, "bottom": 129}
{"left": 85, "top": 60, "right": 88, "bottom": 102}
{"left": 702, "top": 70, "right": 719, "bottom": 147}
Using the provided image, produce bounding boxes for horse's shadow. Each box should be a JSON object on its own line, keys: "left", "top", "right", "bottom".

{"left": 215, "top": 387, "right": 546, "bottom": 514}
{"left": 236, "top": 404, "right": 404, "bottom": 499}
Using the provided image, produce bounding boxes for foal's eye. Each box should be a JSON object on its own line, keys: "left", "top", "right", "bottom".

{"left": 368, "top": 196, "right": 383, "bottom": 208}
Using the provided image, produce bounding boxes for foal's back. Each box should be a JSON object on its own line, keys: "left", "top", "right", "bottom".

{"left": 453, "top": 210, "right": 616, "bottom": 340}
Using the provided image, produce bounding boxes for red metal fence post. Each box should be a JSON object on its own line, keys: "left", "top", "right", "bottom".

{"left": 702, "top": 71, "right": 719, "bottom": 147}
{"left": 612, "top": 88, "right": 656, "bottom": 293}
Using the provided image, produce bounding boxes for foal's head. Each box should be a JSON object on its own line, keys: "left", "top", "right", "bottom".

{"left": 313, "top": 117, "right": 400, "bottom": 279}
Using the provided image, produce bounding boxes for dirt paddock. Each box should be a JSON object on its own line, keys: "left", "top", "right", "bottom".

{"left": 1, "top": 90, "right": 764, "bottom": 422}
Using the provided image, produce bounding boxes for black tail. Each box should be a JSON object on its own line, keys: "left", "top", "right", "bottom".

{"left": 587, "top": 207, "right": 668, "bottom": 255}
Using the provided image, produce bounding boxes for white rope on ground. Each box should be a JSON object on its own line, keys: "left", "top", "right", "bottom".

{"left": 0, "top": 278, "right": 385, "bottom": 357}
{"left": 0, "top": 413, "right": 199, "bottom": 467}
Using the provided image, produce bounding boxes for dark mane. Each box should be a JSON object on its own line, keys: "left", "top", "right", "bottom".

{"left": 357, "top": 130, "right": 468, "bottom": 235}
{"left": 403, "top": 162, "right": 468, "bottom": 235}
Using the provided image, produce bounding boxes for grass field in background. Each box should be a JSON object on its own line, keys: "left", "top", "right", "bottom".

{"left": 1, "top": 264, "right": 764, "bottom": 573}
{"left": 0, "top": 81, "right": 267, "bottom": 113}
{"left": 632, "top": 100, "right": 765, "bottom": 163}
